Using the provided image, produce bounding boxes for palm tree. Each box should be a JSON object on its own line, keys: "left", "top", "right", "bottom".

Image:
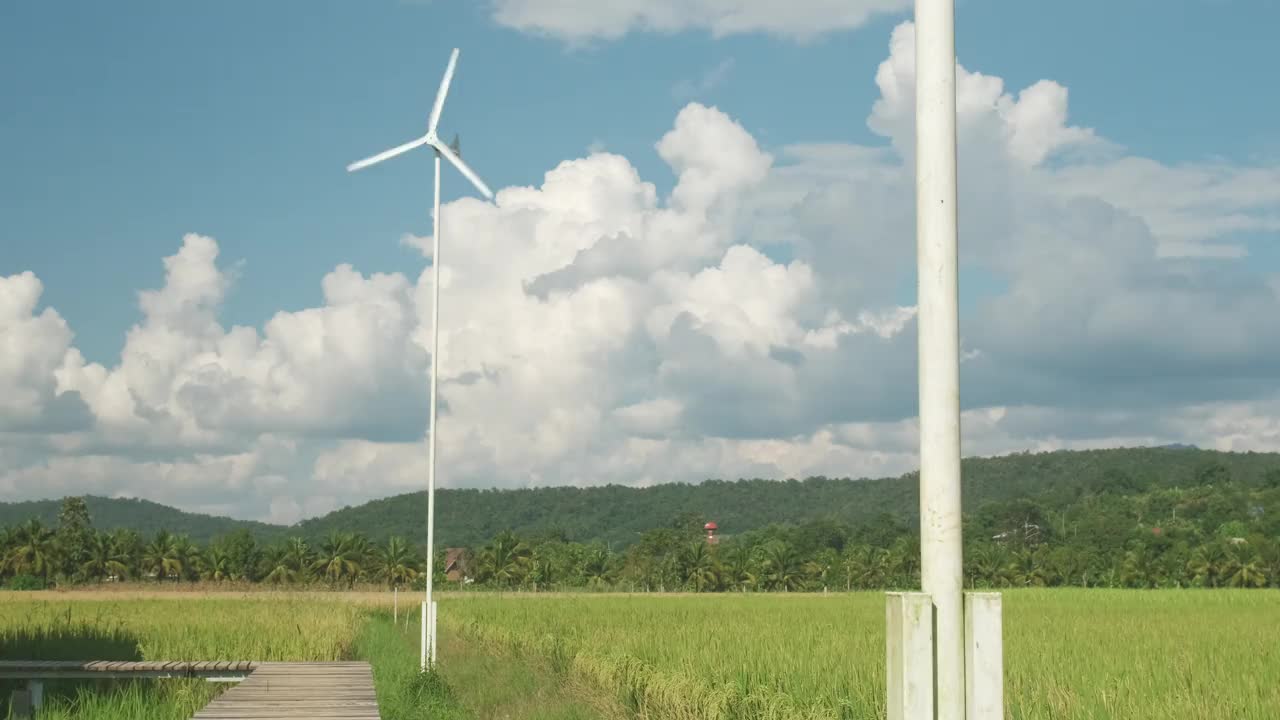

{"left": 477, "top": 530, "right": 531, "bottom": 587}
{"left": 0, "top": 526, "right": 14, "bottom": 578}
{"left": 171, "top": 535, "right": 201, "bottom": 582}
{"left": 1007, "top": 547, "right": 1051, "bottom": 587}
{"left": 679, "top": 541, "right": 718, "bottom": 592}
{"left": 201, "top": 546, "right": 233, "bottom": 582}
{"left": 966, "top": 544, "right": 1006, "bottom": 588}
{"left": 885, "top": 537, "right": 921, "bottom": 588}
{"left": 803, "top": 549, "right": 839, "bottom": 592}
{"left": 1188, "top": 543, "right": 1228, "bottom": 588}
{"left": 842, "top": 544, "right": 887, "bottom": 590}
{"left": 526, "top": 551, "right": 555, "bottom": 592}
{"left": 376, "top": 537, "right": 419, "bottom": 588}
{"left": 1222, "top": 544, "right": 1268, "bottom": 588}
{"left": 1121, "top": 543, "right": 1156, "bottom": 588}
{"left": 312, "top": 532, "right": 365, "bottom": 587}
{"left": 3, "top": 520, "right": 57, "bottom": 581}
{"left": 262, "top": 537, "right": 312, "bottom": 585}
{"left": 757, "top": 541, "right": 803, "bottom": 592}
{"left": 350, "top": 534, "right": 373, "bottom": 569}
{"left": 80, "top": 532, "right": 130, "bottom": 582}
{"left": 113, "top": 529, "right": 142, "bottom": 576}
{"left": 721, "top": 545, "right": 756, "bottom": 591}
{"left": 142, "top": 531, "right": 177, "bottom": 581}
{"left": 581, "top": 545, "right": 611, "bottom": 588}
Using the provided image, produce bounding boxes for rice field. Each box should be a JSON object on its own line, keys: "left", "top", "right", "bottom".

{"left": 3, "top": 589, "right": 1278, "bottom": 719}
{"left": 443, "top": 589, "right": 1280, "bottom": 720}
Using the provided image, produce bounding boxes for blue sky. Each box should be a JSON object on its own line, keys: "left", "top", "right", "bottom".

{"left": 3, "top": 0, "right": 1280, "bottom": 519}
{"left": 4, "top": 0, "right": 1278, "bottom": 365}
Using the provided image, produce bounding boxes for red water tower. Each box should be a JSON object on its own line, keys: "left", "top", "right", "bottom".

{"left": 704, "top": 521, "right": 719, "bottom": 545}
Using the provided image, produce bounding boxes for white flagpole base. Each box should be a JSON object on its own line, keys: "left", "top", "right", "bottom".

{"left": 886, "top": 591, "right": 1004, "bottom": 719}
{"left": 886, "top": 592, "right": 934, "bottom": 720}
{"left": 965, "top": 592, "right": 1004, "bottom": 719}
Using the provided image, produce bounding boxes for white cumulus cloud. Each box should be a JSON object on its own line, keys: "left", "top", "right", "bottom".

{"left": 491, "top": 0, "right": 910, "bottom": 42}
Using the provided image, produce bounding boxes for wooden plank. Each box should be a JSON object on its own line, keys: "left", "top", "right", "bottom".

{"left": 192, "top": 662, "right": 380, "bottom": 720}
{"left": 195, "top": 715, "right": 381, "bottom": 718}
{"left": 0, "top": 659, "right": 257, "bottom": 680}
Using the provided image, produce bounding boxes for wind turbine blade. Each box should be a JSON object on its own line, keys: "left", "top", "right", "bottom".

{"left": 433, "top": 140, "right": 493, "bottom": 199}
{"left": 427, "top": 48, "right": 460, "bottom": 135}
{"left": 346, "top": 135, "right": 431, "bottom": 172}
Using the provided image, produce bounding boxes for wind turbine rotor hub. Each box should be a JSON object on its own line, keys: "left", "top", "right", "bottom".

{"left": 345, "top": 47, "right": 492, "bottom": 198}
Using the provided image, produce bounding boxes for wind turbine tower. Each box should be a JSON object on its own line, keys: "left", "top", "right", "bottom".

{"left": 346, "top": 47, "right": 494, "bottom": 671}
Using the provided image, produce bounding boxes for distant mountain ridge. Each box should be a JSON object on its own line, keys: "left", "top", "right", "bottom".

{"left": 2, "top": 446, "right": 1276, "bottom": 549}
{"left": 0, "top": 496, "right": 287, "bottom": 545}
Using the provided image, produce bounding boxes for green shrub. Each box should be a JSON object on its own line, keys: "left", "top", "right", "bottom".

{"left": 6, "top": 575, "right": 45, "bottom": 591}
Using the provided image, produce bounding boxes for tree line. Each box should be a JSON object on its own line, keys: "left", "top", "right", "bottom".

{"left": 4, "top": 461, "right": 1278, "bottom": 591}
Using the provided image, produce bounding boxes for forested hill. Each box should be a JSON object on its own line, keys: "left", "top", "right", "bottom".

{"left": 297, "top": 446, "right": 1280, "bottom": 547}
{"left": 0, "top": 496, "right": 284, "bottom": 545}
{"left": 3, "top": 446, "right": 1278, "bottom": 548}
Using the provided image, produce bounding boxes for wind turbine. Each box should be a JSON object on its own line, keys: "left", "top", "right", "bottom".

{"left": 346, "top": 47, "right": 493, "bottom": 672}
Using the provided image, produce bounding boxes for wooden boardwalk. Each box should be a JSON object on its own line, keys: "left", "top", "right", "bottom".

{"left": 192, "top": 662, "right": 380, "bottom": 719}
{"left": 0, "top": 660, "right": 255, "bottom": 679}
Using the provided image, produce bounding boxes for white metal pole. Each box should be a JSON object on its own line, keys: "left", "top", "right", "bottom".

{"left": 430, "top": 600, "right": 439, "bottom": 666}
{"left": 915, "top": 0, "right": 964, "bottom": 718}
{"left": 394, "top": 586, "right": 398, "bottom": 623}
{"left": 420, "top": 601, "right": 427, "bottom": 669}
{"left": 423, "top": 150, "right": 442, "bottom": 672}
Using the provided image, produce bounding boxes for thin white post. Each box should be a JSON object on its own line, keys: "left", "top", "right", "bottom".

{"left": 965, "top": 593, "right": 1003, "bottom": 719}
{"left": 423, "top": 150, "right": 443, "bottom": 671}
{"left": 886, "top": 592, "right": 934, "bottom": 720}
{"left": 420, "top": 600, "right": 428, "bottom": 670}
{"left": 915, "top": 0, "right": 964, "bottom": 718}
{"left": 394, "top": 585, "right": 398, "bottom": 623}
{"left": 430, "top": 600, "right": 439, "bottom": 666}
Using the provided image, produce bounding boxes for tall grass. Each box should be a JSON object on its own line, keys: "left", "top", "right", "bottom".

{"left": 0, "top": 598, "right": 366, "bottom": 660}
{"left": 445, "top": 589, "right": 1280, "bottom": 720}
{"left": 355, "top": 612, "right": 467, "bottom": 720}
{"left": 0, "top": 597, "right": 370, "bottom": 719}
{"left": 7, "top": 680, "right": 218, "bottom": 720}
